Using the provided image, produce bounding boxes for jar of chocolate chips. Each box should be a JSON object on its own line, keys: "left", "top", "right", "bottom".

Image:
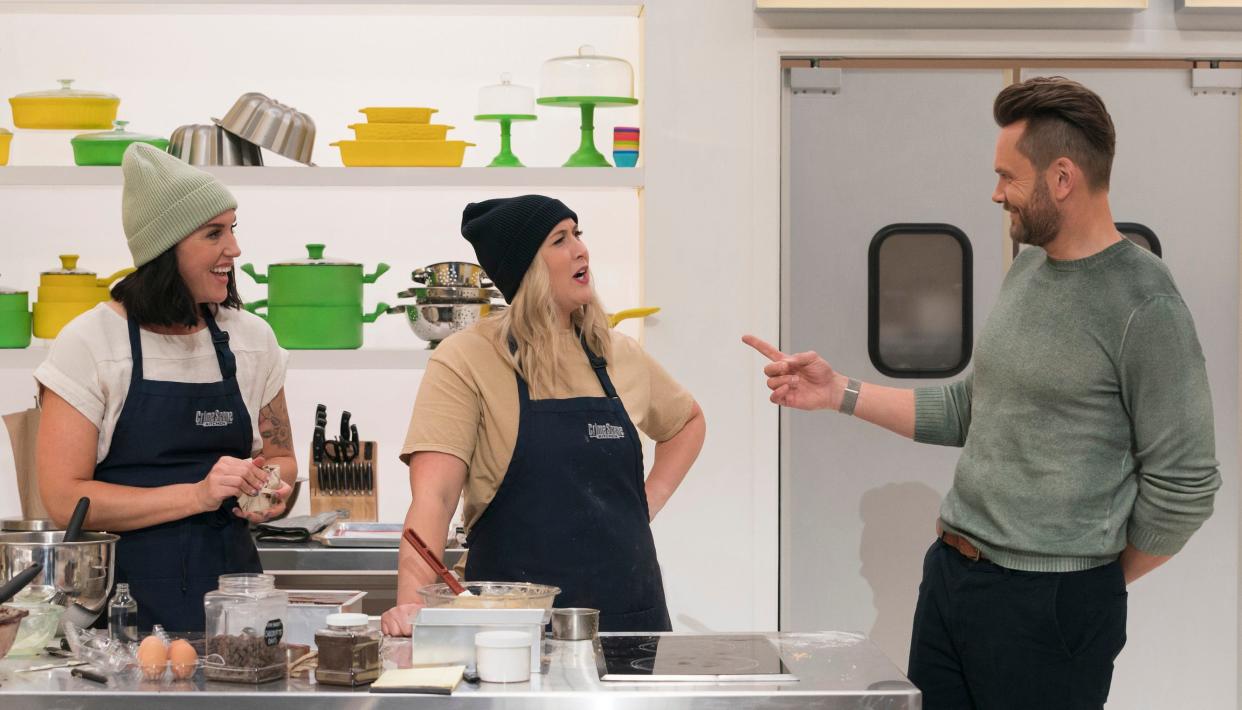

{"left": 203, "top": 573, "right": 289, "bottom": 683}
{"left": 314, "top": 613, "right": 381, "bottom": 686}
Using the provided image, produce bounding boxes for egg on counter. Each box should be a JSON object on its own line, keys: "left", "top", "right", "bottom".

{"left": 137, "top": 635, "right": 168, "bottom": 680}
{"left": 169, "top": 638, "right": 198, "bottom": 679}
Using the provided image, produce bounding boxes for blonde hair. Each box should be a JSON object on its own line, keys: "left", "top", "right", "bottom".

{"left": 495, "top": 254, "right": 611, "bottom": 398}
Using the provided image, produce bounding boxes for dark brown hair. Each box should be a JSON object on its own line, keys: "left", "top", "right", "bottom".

{"left": 993, "top": 76, "right": 1116, "bottom": 191}
{"left": 110, "top": 247, "right": 241, "bottom": 328}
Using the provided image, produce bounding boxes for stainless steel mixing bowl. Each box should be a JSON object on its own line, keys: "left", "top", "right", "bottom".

{"left": 0, "top": 531, "right": 119, "bottom": 627}
{"left": 389, "top": 302, "right": 506, "bottom": 345}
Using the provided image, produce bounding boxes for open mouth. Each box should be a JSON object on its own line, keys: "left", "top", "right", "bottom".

{"left": 573, "top": 266, "right": 589, "bottom": 285}
{"left": 210, "top": 265, "right": 232, "bottom": 283}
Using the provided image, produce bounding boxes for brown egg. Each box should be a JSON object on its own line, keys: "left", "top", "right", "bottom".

{"left": 169, "top": 638, "right": 198, "bottom": 679}
{"left": 137, "top": 635, "right": 168, "bottom": 680}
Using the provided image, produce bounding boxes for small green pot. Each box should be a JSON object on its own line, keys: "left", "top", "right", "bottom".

{"left": 71, "top": 121, "right": 169, "bottom": 166}
{"left": 246, "top": 300, "right": 389, "bottom": 350}
{"left": 241, "top": 244, "right": 389, "bottom": 307}
{"left": 0, "top": 310, "right": 32, "bottom": 348}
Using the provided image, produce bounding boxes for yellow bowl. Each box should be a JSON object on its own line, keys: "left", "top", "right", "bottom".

{"left": 332, "top": 140, "right": 473, "bottom": 167}
{"left": 359, "top": 107, "right": 437, "bottom": 124}
{"left": 0, "top": 133, "right": 10, "bottom": 166}
{"left": 9, "top": 97, "right": 119, "bottom": 130}
{"left": 348, "top": 123, "right": 452, "bottom": 141}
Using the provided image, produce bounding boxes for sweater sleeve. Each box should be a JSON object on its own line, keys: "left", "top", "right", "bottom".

{"left": 1119, "top": 295, "right": 1220, "bottom": 556}
{"left": 913, "top": 372, "right": 973, "bottom": 447}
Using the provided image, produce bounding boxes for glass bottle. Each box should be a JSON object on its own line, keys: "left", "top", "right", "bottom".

{"left": 108, "top": 583, "right": 138, "bottom": 643}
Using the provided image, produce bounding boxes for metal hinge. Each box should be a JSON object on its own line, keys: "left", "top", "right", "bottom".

{"left": 1191, "top": 62, "right": 1242, "bottom": 96}
{"left": 788, "top": 66, "right": 842, "bottom": 95}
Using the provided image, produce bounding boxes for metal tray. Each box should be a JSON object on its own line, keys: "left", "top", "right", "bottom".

{"left": 320, "top": 522, "right": 402, "bottom": 547}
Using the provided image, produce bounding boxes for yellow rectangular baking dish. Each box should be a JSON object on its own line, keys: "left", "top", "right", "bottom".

{"left": 348, "top": 123, "right": 453, "bottom": 140}
{"left": 358, "top": 107, "right": 438, "bottom": 124}
{"left": 332, "top": 140, "right": 473, "bottom": 167}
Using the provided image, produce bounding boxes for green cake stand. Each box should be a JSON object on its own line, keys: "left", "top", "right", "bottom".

{"left": 536, "top": 95, "right": 638, "bottom": 167}
{"left": 475, "top": 113, "right": 537, "bottom": 167}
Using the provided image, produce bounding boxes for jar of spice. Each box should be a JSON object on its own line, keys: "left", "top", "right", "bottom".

{"left": 313, "top": 613, "right": 381, "bottom": 686}
{"left": 203, "top": 574, "right": 289, "bottom": 683}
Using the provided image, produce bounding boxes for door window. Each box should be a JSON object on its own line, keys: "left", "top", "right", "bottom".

{"left": 868, "top": 223, "right": 973, "bottom": 377}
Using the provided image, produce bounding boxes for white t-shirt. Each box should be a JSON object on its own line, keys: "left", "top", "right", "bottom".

{"left": 34, "top": 303, "right": 289, "bottom": 463}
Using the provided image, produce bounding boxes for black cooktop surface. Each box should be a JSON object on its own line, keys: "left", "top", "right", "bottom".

{"left": 597, "top": 634, "right": 798, "bottom": 682}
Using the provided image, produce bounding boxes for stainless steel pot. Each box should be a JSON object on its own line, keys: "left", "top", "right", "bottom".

{"left": 0, "top": 531, "right": 119, "bottom": 627}
{"left": 215, "top": 92, "right": 315, "bottom": 165}
{"left": 411, "top": 262, "right": 492, "bottom": 288}
{"left": 168, "top": 123, "right": 264, "bottom": 166}
{"left": 389, "top": 302, "right": 506, "bottom": 346}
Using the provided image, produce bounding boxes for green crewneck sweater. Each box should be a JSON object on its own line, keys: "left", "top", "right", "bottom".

{"left": 916, "top": 238, "right": 1220, "bottom": 572}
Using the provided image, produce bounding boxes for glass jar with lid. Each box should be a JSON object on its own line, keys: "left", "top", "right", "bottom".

{"left": 203, "top": 574, "right": 289, "bottom": 683}
{"left": 313, "top": 613, "right": 381, "bottom": 686}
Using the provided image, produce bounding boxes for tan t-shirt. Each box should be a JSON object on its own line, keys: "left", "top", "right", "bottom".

{"left": 401, "top": 318, "right": 696, "bottom": 532}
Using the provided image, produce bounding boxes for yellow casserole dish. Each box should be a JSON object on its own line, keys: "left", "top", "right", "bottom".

{"left": 358, "top": 107, "right": 438, "bottom": 124}
{"left": 347, "top": 123, "right": 453, "bottom": 141}
{"left": 331, "top": 140, "right": 474, "bottom": 167}
{"left": 10, "top": 80, "right": 119, "bottom": 130}
{"left": 0, "top": 129, "right": 11, "bottom": 166}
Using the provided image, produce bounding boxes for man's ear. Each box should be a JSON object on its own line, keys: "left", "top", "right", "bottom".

{"left": 1050, "top": 157, "right": 1076, "bottom": 200}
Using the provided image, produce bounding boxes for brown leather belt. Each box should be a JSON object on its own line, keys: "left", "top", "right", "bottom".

{"left": 937, "top": 520, "right": 984, "bottom": 562}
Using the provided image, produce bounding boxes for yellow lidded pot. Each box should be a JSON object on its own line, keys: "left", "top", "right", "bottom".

{"left": 10, "top": 79, "right": 120, "bottom": 130}
{"left": 0, "top": 128, "right": 11, "bottom": 166}
{"left": 33, "top": 255, "right": 134, "bottom": 339}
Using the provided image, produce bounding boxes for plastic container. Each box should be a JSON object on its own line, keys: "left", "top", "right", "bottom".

{"left": 539, "top": 45, "right": 634, "bottom": 100}
{"left": 331, "top": 139, "right": 473, "bottom": 167}
{"left": 71, "top": 121, "right": 169, "bottom": 166}
{"left": 0, "top": 128, "right": 11, "bottom": 166}
{"left": 313, "top": 613, "right": 380, "bottom": 686}
{"left": 10, "top": 80, "right": 119, "bottom": 130}
{"left": 475, "top": 630, "right": 531, "bottom": 683}
{"left": 358, "top": 107, "right": 438, "bottom": 124}
{"left": 203, "top": 574, "right": 289, "bottom": 684}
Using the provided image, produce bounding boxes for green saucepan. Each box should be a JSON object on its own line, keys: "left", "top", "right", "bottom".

{"left": 241, "top": 244, "right": 389, "bottom": 307}
{"left": 0, "top": 284, "right": 31, "bottom": 348}
{"left": 246, "top": 300, "right": 390, "bottom": 350}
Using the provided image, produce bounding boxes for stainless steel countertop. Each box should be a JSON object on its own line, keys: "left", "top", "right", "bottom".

{"left": 0, "top": 632, "right": 919, "bottom": 709}
{"left": 256, "top": 540, "right": 464, "bottom": 572}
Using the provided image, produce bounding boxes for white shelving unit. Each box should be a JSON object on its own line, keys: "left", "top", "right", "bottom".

{"left": 0, "top": 166, "right": 644, "bottom": 189}
{"left": 0, "top": 346, "right": 433, "bottom": 370}
{"left": 0, "top": 0, "right": 642, "bottom": 14}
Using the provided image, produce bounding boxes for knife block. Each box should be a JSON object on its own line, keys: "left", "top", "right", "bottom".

{"left": 309, "top": 439, "right": 379, "bottom": 521}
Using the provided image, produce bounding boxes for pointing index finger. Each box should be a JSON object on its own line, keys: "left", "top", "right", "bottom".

{"left": 742, "top": 334, "right": 786, "bottom": 363}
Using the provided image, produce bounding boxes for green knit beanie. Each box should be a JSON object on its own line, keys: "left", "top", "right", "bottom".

{"left": 121, "top": 143, "right": 238, "bottom": 267}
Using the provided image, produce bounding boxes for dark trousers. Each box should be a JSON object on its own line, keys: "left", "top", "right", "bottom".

{"left": 908, "top": 540, "right": 1128, "bottom": 710}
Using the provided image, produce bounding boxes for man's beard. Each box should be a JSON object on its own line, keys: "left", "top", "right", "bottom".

{"left": 1008, "top": 180, "right": 1061, "bottom": 248}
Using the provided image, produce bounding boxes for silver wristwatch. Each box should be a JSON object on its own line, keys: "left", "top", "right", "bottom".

{"left": 839, "top": 378, "right": 862, "bottom": 416}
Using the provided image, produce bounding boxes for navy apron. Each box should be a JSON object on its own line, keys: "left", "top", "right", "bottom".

{"left": 465, "top": 337, "right": 671, "bottom": 632}
{"left": 92, "top": 308, "right": 261, "bottom": 632}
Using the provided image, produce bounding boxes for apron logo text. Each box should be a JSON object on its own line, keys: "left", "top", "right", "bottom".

{"left": 195, "top": 410, "right": 235, "bottom": 428}
{"left": 588, "top": 422, "right": 626, "bottom": 440}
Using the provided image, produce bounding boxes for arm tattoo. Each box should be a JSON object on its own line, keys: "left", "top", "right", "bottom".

{"left": 259, "top": 392, "right": 294, "bottom": 453}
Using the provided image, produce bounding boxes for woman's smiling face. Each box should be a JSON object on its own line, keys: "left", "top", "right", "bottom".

{"left": 175, "top": 209, "right": 240, "bottom": 305}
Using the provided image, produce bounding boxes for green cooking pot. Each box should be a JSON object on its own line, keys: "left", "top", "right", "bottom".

{"left": 0, "top": 282, "right": 31, "bottom": 348}
{"left": 241, "top": 244, "right": 389, "bottom": 307}
{"left": 71, "top": 121, "right": 169, "bottom": 166}
{"left": 246, "top": 300, "right": 390, "bottom": 350}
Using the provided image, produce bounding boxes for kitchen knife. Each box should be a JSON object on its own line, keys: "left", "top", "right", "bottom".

{"left": 339, "top": 411, "right": 351, "bottom": 455}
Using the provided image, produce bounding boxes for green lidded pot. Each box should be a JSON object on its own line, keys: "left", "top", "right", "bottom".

{"left": 244, "top": 301, "right": 390, "bottom": 350}
{"left": 71, "top": 120, "right": 169, "bottom": 166}
{"left": 241, "top": 244, "right": 389, "bottom": 307}
{"left": 0, "top": 278, "right": 32, "bottom": 349}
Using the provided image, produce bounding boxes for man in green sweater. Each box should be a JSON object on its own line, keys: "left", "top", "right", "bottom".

{"left": 745, "top": 77, "right": 1220, "bottom": 709}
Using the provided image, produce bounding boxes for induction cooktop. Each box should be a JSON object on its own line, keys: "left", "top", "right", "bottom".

{"left": 596, "top": 634, "right": 799, "bottom": 682}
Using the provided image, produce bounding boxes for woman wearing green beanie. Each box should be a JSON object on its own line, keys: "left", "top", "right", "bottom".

{"left": 382, "top": 195, "right": 706, "bottom": 636}
{"left": 34, "top": 143, "right": 297, "bottom": 632}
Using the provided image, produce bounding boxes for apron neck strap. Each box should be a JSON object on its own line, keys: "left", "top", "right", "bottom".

{"left": 127, "top": 306, "right": 236, "bottom": 383}
{"left": 507, "top": 333, "right": 619, "bottom": 400}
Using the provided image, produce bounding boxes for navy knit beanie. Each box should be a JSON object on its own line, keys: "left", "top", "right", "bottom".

{"left": 460, "top": 195, "right": 579, "bottom": 303}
